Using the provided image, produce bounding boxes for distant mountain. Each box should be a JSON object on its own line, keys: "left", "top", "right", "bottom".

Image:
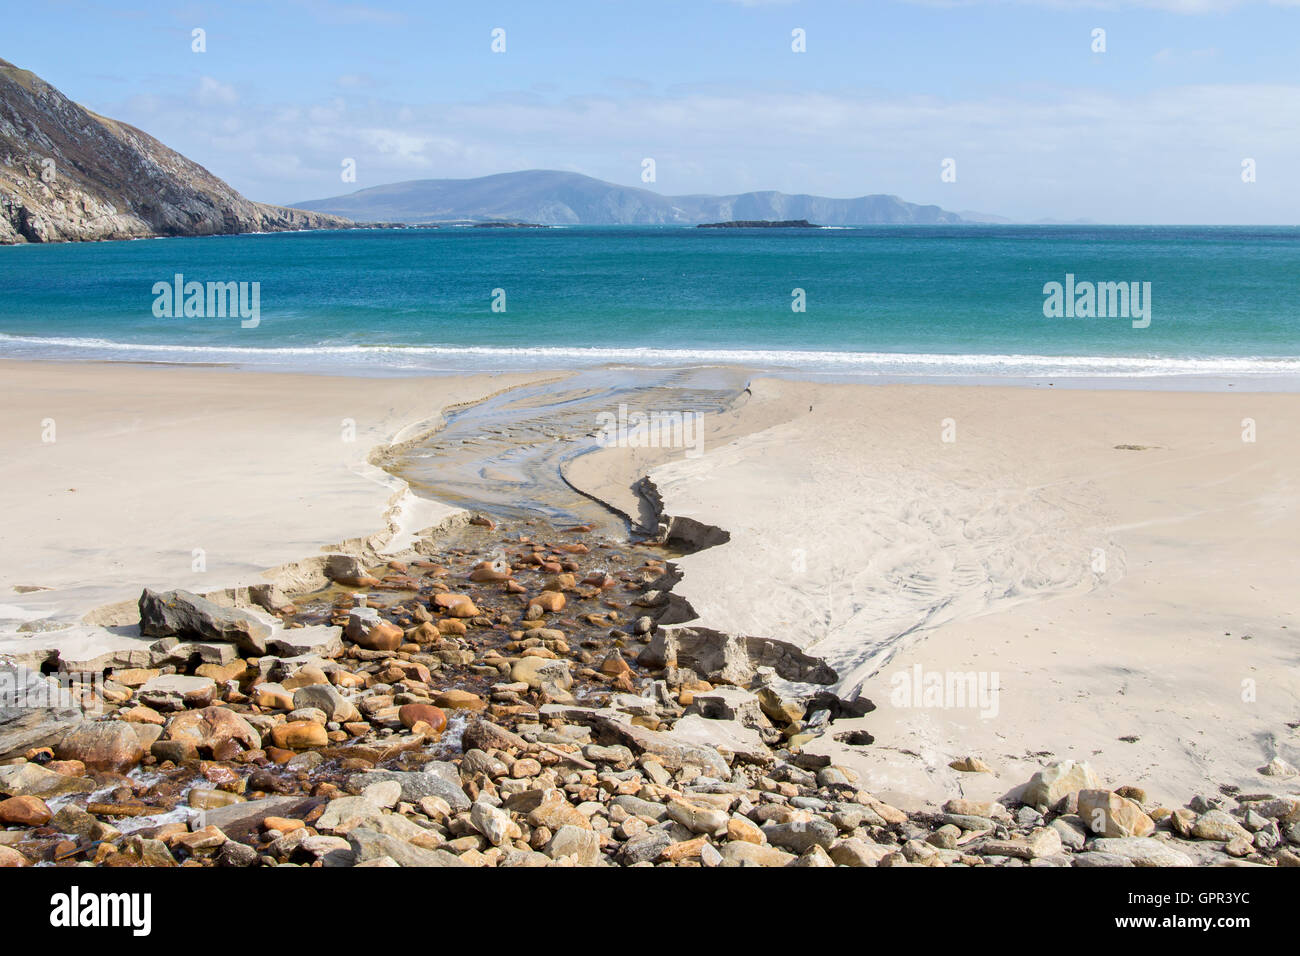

{"left": 291, "top": 170, "right": 966, "bottom": 226}
{"left": 957, "top": 209, "right": 1016, "bottom": 224}
{"left": 0, "top": 58, "right": 349, "bottom": 244}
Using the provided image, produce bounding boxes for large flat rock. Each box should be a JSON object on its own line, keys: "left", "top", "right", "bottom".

{"left": 0, "top": 664, "right": 86, "bottom": 760}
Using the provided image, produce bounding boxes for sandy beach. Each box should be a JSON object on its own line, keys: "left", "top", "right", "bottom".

{"left": 0, "top": 360, "right": 541, "bottom": 631}
{"left": 1, "top": 359, "right": 1297, "bottom": 870}
{"left": 588, "top": 380, "right": 1300, "bottom": 809}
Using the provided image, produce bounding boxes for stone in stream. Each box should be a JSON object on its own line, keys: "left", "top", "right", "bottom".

{"left": 324, "top": 554, "right": 378, "bottom": 588}
{"left": 0, "top": 846, "right": 32, "bottom": 867}
{"left": 0, "top": 761, "right": 97, "bottom": 799}
{"left": 270, "top": 720, "right": 328, "bottom": 750}
{"left": 397, "top": 703, "right": 447, "bottom": 732}
{"left": 511, "top": 657, "right": 573, "bottom": 691}
{"left": 50, "top": 804, "right": 113, "bottom": 841}
{"left": 53, "top": 720, "right": 145, "bottom": 773}
{"left": 216, "top": 841, "right": 259, "bottom": 867}
{"left": 461, "top": 719, "right": 529, "bottom": 753}
{"left": 138, "top": 588, "right": 272, "bottom": 655}
{"left": 529, "top": 590, "right": 566, "bottom": 613}
{"left": 0, "top": 795, "right": 52, "bottom": 827}
{"left": 292, "top": 684, "right": 360, "bottom": 723}
{"left": 344, "top": 608, "right": 403, "bottom": 651}
{"left": 433, "top": 593, "right": 480, "bottom": 618}
{"left": 433, "top": 689, "right": 486, "bottom": 711}
{"left": 197, "top": 795, "right": 324, "bottom": 845}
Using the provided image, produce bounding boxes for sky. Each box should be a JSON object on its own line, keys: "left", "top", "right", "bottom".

{"left": 7, "top": 0, "right": 1300, "bottom": 223}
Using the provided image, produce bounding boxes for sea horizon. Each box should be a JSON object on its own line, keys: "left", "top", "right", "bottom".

{"left": 3, "top": 224, "right": 1299, "bottom": 388}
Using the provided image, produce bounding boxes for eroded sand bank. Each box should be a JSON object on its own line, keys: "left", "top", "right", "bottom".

{"left": 579, "top": 380, "right": 1299, "bottom": 808}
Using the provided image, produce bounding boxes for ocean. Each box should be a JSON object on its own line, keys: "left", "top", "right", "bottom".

{"left": 2, "top": 225, "right": 1299, "bottom": 384}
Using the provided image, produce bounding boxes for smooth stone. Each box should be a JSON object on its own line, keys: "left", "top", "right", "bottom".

{"left": 54, "top": 720, "right": 145, "bottom": 773}
{"left": 352, "top": 765, "right": 470, "bottom": 811}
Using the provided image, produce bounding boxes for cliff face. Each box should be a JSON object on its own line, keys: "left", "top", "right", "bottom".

{"left": 0, "top": 58, "right": 350, "bottom": 244}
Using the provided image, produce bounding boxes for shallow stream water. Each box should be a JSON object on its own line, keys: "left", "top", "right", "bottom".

{"left": 386, "top": 366, "right": 751, "bottom": 531}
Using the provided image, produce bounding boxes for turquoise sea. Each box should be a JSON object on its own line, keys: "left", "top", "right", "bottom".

{"left": 2, "top": 225, "right": 1298, "bottom": 382}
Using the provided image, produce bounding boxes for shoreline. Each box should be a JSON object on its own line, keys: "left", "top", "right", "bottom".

{"left": 2, "top": 348, "right": 1300, "bottom": 393}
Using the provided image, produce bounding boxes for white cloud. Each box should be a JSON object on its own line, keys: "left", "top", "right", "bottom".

{"left": 113, "top": 81, "right": 1300, "bottom": 223}
{"left": 195, "top": 76, "right": 238, "bottom": 107}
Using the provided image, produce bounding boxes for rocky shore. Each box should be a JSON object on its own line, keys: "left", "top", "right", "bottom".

{"left": 1, "top": 515, "right": 1297, "bottom": 868}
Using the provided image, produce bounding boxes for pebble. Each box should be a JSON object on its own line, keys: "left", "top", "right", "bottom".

{"left": 2, "top": 516, "right": 1289, "bottom": 874}
{"left": 0, "top": 795, "right": 52, "bottom": 827}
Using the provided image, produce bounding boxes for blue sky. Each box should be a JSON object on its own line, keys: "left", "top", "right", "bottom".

{"left": 8, "top": 0, "right": 1300, "bottom": 222}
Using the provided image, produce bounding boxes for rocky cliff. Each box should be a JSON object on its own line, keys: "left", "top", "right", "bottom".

{"left": 0, "top": 58, "right": 350, "bottom": 244}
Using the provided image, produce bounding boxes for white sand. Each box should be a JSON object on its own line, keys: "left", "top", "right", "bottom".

{"left": 0, "top": 361, "right": 538, "bottom": 630}
{"left": 625, "top": 380, "right": 1300, "bottom": 808}
{"left": 4, "top": 361, "right": 1296, "bottom": 810}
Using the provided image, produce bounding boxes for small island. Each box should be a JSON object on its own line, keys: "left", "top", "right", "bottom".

{"left": 471, "top": 220, "right": 551, "bottom": 229}
{"left": 697, "top": 219, "right": 819, "bottom": 229}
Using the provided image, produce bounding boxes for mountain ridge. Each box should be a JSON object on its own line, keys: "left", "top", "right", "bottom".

{"left": 291, "top": 169, "right": 968, "bottom": 226}
{"left": 0, "top": 57, "right": 350, "bottom": 244}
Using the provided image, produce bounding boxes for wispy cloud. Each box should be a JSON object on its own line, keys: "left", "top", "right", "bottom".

{"left": 117, "top": 80, "right": 1300, "bottom": 223}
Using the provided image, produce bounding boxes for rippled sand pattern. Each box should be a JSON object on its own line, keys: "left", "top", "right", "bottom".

{"left": 652, "top": 411, "right": 1120, "bottom": 698}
